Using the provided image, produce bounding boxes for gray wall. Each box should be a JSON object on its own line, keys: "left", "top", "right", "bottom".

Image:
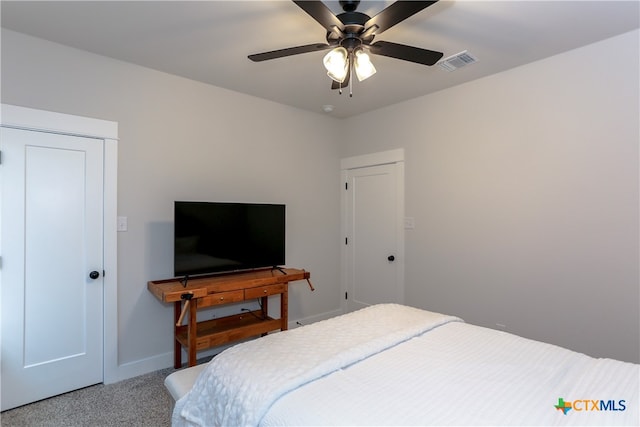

{"left": 343, "top": 30, "right": 640, "bottom": 363}
{"left": 1, "top": 29, "right": 343, "bottom": 372}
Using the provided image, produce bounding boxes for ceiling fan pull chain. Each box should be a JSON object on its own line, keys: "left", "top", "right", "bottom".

{"left": 349, "top": 53, "right": 354, "bottom": 97}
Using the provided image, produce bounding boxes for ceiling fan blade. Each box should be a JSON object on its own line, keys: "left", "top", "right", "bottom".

{"left": 248, "top": 43, "right": 332, "bottom": 62}
{"left": 364, "top": 1, "right": 438, "bottom": 35}
{"left": 369, "top": 41, "right": 443, "bottom": 66}
{"left": 293, "top": 1, "right": 344, "bottom": 32}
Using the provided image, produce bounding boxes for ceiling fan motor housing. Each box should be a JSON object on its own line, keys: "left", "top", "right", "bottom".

{"left": 326, "top": 11, "right": 374, "bottom": 49}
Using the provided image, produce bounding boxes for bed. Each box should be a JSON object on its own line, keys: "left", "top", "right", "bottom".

{"left": 169, "top": 304, "right": 639, "bottom": 426}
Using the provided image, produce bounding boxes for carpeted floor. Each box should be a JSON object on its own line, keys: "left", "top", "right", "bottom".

{"left": 0, "top": 367, "right": 176, "bottom": 427}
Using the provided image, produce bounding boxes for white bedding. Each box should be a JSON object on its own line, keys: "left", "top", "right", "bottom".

{"left": 172, "top": 304, "right": 639, "bottom": 426}
{"left": 262, "top": 321, "right": 639, "bottom": 426}
{"left": 172, "top": 304, "right": 461, "bottom": 427}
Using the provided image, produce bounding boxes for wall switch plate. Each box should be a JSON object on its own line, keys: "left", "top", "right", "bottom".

{"left": 117, "top": 216, "right": 128, "bottom": 232}
{"left": 404, "top": 217, "right": 415, "bottom": 229}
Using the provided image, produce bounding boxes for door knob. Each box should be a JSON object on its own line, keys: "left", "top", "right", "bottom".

{"left": 89, "top": 271, "right": 100, "bottom": 280}
{"left": 387, "top": 255, "right": 395, "bottom": 262}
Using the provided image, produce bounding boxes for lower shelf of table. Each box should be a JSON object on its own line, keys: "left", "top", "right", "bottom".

{"left": 175, "top": 310, "right": 284, "bottom": 351}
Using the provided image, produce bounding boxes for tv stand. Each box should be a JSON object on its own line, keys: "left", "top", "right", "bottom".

{"left": 148, "top": 268, "right": 310, "bottom": 368}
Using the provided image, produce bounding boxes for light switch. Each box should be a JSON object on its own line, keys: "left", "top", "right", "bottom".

{"left": 404, "top": 217, "right": 415, "bottom": 229}
{"left": 117, "top": 216, "right": 128, "bottom": 232}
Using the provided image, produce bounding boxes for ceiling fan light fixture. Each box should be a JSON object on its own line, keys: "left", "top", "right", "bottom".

{"left": 323, "top": 47, "right": 349, "bottom": 83}
{"left": 249, "top": 1, "right": 444, "bottom": 93}
{"left": 354, "top": 49, "right": 376, "bottom": 81}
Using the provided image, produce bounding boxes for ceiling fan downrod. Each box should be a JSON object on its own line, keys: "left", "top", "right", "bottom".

{"left": 339, "top": 0, "right": 359, "bottom": 13}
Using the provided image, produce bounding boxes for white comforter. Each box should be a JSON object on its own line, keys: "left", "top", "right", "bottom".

{"left": 172, "top": 304, "right": 461, "bottom": 427}
{"left": 262, "top": 321, "right": 639, "bottom": 426}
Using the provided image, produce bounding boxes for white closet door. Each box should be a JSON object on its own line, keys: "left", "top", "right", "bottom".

{"left": 1, "top": 127, "right": 104, "bottom": 410}
{"left": 345, "top": 162, "right": 403, "bottom": 312}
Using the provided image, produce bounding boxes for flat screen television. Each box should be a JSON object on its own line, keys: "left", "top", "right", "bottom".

{"left": 174, "top": 201, "right": 285, "bottom": 277}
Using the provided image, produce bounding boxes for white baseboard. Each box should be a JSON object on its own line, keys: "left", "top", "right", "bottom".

{"left": 288, "top": 308, "right": 344, "bottom": 329}
{"left": 108, "top": 308, "right": 345, "bottom": 383}
{"left": 107, "top": 346, "right": 223, "bottom": 384}
{"left": 107, "top": 352, "right": 173, "bottom": 384}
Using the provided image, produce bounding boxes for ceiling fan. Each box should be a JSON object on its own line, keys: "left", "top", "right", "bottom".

{"left": 248, "top": 0, "right": 444, "bottom": 94}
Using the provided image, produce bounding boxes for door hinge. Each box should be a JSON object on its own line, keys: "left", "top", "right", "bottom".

{"left": 345, "top": 237, "right": 348, "bottom": 245}
{"left": 345, "top": 182, "right": 348, "bottom": 190}
{"left": 345, "top": 291, "right": 348, "bottom": 300}
{"left": 0, "top": 150, "right": 2, "bottom": 165}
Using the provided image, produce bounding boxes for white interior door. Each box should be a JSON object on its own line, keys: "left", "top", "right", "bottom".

{"left": 344, "top": 160, "right": 404, "bottom": 312}
{"left": 1, "top": 127, "right": 104, "bottom": 410}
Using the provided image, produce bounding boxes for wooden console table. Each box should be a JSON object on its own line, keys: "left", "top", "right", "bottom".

{"left": 148, "top": 268, "right": 311, "bottom": 368}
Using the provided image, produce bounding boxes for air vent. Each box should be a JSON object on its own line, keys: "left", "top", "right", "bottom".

{"left": 438, "top": 51, "right": 478, "bottom": 72}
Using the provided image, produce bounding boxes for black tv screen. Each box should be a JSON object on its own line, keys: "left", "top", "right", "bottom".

{"left": 174, "top": 201, "right": 285, "bottom": 277}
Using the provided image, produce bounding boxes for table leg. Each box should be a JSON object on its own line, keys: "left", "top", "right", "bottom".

{"left": 258, "top": 296, "right": 269, "bottom": 337}
{"left": 281, "top": 284, "right": 288, "bottom": 331}
{"left": 173, "top": 302, "right": 182, "bottom": 369}
{"left": 188, "top": 298, "right": 198, "bottom": 367}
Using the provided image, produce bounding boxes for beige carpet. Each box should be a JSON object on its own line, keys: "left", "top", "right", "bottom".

{"left": 0, "top": 367, "right": 176, "bottom": 427}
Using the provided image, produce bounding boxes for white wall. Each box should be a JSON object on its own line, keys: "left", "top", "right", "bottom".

{"left": 343, "top": 30, "right": 640, "bottom": 363}
{"left": 1, "top": 29, "right": 344, "bottom": 376}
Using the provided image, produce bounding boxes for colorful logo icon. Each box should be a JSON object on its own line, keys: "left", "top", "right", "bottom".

{"left": 555, "top": 398, "right": 572, "bottom": 415}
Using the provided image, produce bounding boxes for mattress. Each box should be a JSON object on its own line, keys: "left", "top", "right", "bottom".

{"left": 172, "top": 304, "right": 639, "bottom": 426}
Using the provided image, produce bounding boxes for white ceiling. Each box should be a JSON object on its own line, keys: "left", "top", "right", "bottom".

{"left": 2, "top": 1, "right": 638, "bottom": 118}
